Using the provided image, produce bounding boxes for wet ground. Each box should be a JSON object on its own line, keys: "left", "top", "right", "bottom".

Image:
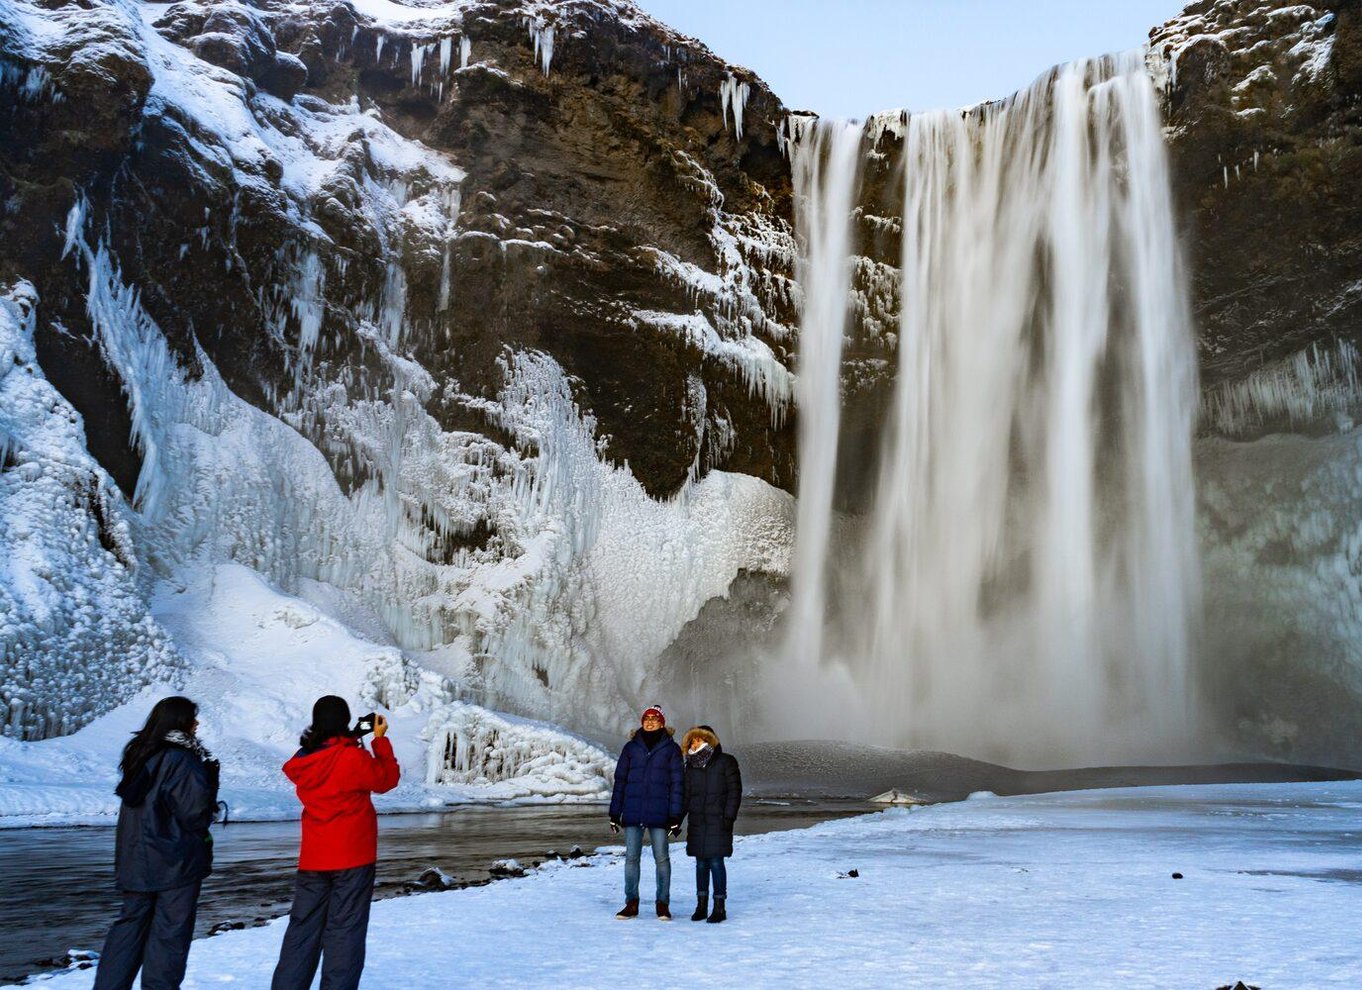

{"left": 0, "top": 799, "right": 868, "bottom": 983}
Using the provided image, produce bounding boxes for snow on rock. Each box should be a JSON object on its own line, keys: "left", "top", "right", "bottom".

{"left": 10, "top": 782, "right": 1362, "bottom": 987}
{"left": 0, "top": 283, "right": 181, "bottom": 741}
{"left": 1151, "top": 1, "right": 1340, "bottom": 121}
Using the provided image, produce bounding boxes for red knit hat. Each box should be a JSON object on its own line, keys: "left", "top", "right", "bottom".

{"left": 641, "top": 705, "right": 665, "bottom": 725}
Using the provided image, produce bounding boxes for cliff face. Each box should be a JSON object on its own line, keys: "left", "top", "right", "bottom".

{"left": 0, "top": 0, "right": 797, "bottom": 740}
{"left": 1155, "top": 0, "right": 1360, "bottom": 401}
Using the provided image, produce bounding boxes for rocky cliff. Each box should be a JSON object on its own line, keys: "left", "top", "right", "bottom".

{"left": 0, "top": 0, "right": 797, "bottom": 740}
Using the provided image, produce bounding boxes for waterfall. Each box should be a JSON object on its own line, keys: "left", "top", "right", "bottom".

{"left": 786, "top": 52, "right": 1200, "bottom": 763}
{"left": 784, "top": 119, "right": 864, "bottom": 675}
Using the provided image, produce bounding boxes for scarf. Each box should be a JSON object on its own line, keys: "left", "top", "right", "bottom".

{"left": 165, "top": 729, "right": 215, "bottom": 764}
{"left": 686, "top": 743, "right": 714, "bottom": 769}
{"left": 639, "top": 727, "right": 667, "bottom": 751}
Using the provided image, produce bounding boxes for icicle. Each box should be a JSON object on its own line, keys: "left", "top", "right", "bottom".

{"left": 437, "top": 187, "right": 462, "bottom": 313}
{"left": 460, "top": 36, "right": 471, "bottom": 68}
{"left": 439, "top": 36, "right": 453, "bottom": 74}
{"left": 290, "top": 249, "right": 326, "bottom": 362}
{"left": 61, "top": 196, "right": 85, "bottom": 260}
{"left": 525, "top": 15, "right": 554, "bottom": 75}
{"left": 375, "top": 34, "right": 385, "bottom": 63}
{"left": 411, "top": 43, "right": 430, "bottom": 86}
{"left": 719, "top": 73, "right": 750, "bottom": 139}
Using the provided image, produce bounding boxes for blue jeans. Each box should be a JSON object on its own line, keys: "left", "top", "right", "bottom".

{"left": 623, "top": 826, "right": 670, "bottom": 902}
{"left": 695, "top": 856, "right": 727, "bottom": 898}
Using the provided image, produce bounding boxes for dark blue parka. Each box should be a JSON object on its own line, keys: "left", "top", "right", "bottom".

{"left": 114, "top": 743, "right": 219, "bottom": 892}
{"left": 609, "top": 728, "right": 684, "bottom": 828}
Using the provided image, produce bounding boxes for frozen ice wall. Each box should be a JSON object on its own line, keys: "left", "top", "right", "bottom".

{"left": 782, "top": 53, "right": 1201, "bottom": 764}
{"left": 0, "top": 282, "right": 181, "bottom": 740}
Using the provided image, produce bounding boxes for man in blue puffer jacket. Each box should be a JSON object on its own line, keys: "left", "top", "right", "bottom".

{"left": 608, "top": 704, "right": 684, "bottom": 920}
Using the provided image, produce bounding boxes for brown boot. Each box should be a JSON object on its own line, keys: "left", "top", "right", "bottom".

{"left": 656, "top": 900, "right": 672, "bottom": 920}
{"left": 615, "top": 899, "right": 639, "bottom": 919}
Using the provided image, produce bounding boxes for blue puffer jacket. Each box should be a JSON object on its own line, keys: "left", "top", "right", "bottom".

{"left": 609, "top": 729, "right": 684, "bottom": 828}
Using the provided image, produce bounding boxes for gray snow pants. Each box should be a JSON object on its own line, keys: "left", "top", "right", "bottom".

{"left": 270, "top": 863, "right": 376, "bottom": 990}
{"left": 92, "top": 880, "right": 201, "bottom": 990}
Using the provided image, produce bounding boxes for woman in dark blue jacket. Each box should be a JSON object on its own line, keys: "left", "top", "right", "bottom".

{"left": 94, "top": 696, "right": 219, "bottom": 990}
{"left": 608, "top": 704, "right": 683, "bottom": 919}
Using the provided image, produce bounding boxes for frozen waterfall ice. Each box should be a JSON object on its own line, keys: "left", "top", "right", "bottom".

{"left": 784, "top": 52, "right": 1200, "bottom": 764}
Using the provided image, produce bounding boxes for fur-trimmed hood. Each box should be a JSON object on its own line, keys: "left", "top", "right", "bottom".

{"left": 682, "top": 726, "right": 720, "bottom": 753}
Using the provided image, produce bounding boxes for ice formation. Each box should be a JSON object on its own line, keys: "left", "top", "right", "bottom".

{"left": 524, "top": 14, "right": 555, "bottom": 76}
{"left": 426, "top": 703, "right": 612, "bottom": 796}
{"left": 1201, "top": 340, "right": 1362, "bottom": 436}
{"left": 719, "top": 72, "right": 750, "bottom": 139}
{"left": 0, "top": 282, "right": 181, "bottom": 740}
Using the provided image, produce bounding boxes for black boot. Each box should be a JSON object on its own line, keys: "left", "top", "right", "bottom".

{"left": 690, "top": 895, "right": 708, "bottom": 921}
{"left": 707, "top": 896, "right": 726, "bottom": 923}
{"left": 615, "top": 899, "right": 639, "bottom": 919}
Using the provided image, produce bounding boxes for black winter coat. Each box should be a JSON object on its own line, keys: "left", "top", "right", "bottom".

{"left": 682, "top": 747, "right": 741, "bottom": 858}
{"left": 114, "top": 743, "right": 219, "bottom": 892}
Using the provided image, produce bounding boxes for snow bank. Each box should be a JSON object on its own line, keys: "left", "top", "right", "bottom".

{"left": 11, "top": 781, "right": 1362, "bottom": 987}
{"left": 0, "top": 563, "right": 611, "bottom": 826}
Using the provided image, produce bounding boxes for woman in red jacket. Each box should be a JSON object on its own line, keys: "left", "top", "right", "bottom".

{"left": 271, "top": 696, "right": 400, "bottom": 990}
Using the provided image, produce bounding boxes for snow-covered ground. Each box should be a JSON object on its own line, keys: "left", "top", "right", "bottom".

{"left": 0, "top": 563, "right": 614, "bottom": 826}
{"left": 12, "top": 781, "right": 1361, "bottom": 988}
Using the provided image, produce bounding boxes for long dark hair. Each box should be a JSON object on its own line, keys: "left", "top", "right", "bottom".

{"left": 120, "top": 696, "right": 198, "bottom": 780}
{"left": 299, "top": 695, "right": 352, "bottom": 754}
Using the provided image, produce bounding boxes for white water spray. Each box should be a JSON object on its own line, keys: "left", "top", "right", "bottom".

{"left": 783, "top": 119, "right": 863, "bottom": 677}
{"left": 786, "top": 53, "right": 1199, "bottom": 763}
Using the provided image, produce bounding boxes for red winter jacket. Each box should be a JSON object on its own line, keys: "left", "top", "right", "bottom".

{"left": 283, "top": 735, "right": 400, "bottom": 871}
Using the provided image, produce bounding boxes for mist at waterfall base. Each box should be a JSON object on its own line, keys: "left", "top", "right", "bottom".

{"left": 763, "top": 52, "right": 1200, "bottom": 767}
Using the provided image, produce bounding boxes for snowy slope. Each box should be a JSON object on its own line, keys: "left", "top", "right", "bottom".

{"left": 11, "top": 781, "right": 1362, "bottom": 987}
{"left": 0, "top": 563, "right": 614, "bottom": 826}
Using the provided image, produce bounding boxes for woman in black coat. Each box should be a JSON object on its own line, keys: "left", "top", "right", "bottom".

{"left": 680, "top": 725, "right": 741, "bottom": 924}
{"left": 94, "top": 696, "right": 219, "bottom": 990}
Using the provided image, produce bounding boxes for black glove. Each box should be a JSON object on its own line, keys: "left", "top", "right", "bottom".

{"left": 668, "top": 820, "right": 682, "bottom": 838}
{"left": 609, "top": 817, "right": 621, "bottom": 834}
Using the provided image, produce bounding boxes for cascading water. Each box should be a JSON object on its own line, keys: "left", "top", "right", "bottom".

{"left": 784, "top": 119, "right": 864, "bottom": 676}
{"left": 786, "top": 52, "right": 1200, "bottom": 763}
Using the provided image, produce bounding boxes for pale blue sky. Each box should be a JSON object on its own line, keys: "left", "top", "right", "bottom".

{"left": 634, "top": 0, "right": 1185, "bottom": 118}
